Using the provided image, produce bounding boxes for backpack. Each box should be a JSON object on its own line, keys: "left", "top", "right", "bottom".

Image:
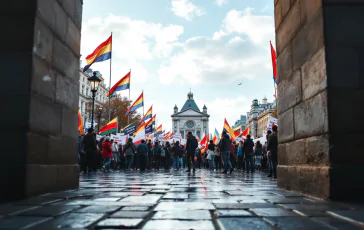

{"left": 190, "top": 136, "right": 198, "bottom": 150}
{"left": 161, "top": 147, "right": 166, "bottom": 157}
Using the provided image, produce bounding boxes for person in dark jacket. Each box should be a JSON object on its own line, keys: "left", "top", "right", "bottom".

{"left": 153, "top": 141, "right": 162, "bottom": 170}
{"left": 124, "top": 138, "right": 135, "bottom": 170}
{"left": 172, "top": 141, "right": 183, "bottom": 170}
{"left": 118, "top": 143, "right": 125, "bottom": 170}
{"left": 207, "top": 140, "right": 215, "bottom": 169}
{"left": 77, "top": 132, "right": 83, "bottom": 165}
{"left": 243, "top": 134, "right": 255, "bottom": 173}
{"left": 82, "top": 128, "right": 96, "bottom": 173}
{"left": 137, "top": 140, "right": 149, "bottom": 171}
{"left": 163, "top": 142, "right": 171, "bottom": 170}
{"left": 265, "top": 130, "right": 272, "bottom": 174}
{"left": 219, "top": 132, "right": 233, "bottom": 174}
{"left": 186, "top": 131, "right": 197, "bottom": 173}
{"left": 147, "top": 139, "right": 153, "bottom": 170}
{"left": 267, "top": 126, "right": 278, "bottom": 178}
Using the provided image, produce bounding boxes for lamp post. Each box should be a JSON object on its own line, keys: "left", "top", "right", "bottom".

{"left": 97, "top": 107, "right": 102, "bottom": 133}
{"left": 88, "top": 72, "right": 101, "bottom": 130}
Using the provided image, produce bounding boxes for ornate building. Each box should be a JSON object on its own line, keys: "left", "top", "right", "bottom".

{"left": 246, "top": 97, "right": 272, "bottom": 138}
{"left": 171, "top": 92, "right": 209, "bottom": 139}
{"left": 257, "top": 100, "right": 276, "bottom": 138}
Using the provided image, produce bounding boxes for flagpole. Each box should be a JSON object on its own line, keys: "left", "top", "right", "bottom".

{"left": 128, "top": 69, "right": 131, "bottom": 124}
{"left": 108, "top": 32, "right": 113, "bottom": 122}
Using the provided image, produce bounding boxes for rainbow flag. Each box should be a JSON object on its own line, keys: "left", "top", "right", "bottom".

{"left": 107, "top": 71, "right": 130, "bottom": 97}
{"left": 223, "top": 118, "right": 235, "bottom": 139}
{"left": 151, "top": 114, "right": 156, "bottom": 126}
{"left": 233, "top": 125, "right": 242, "bottom": 137}
{"left": 155, "top": 124, "right": 162, "bottom": 136}
{"left": 140, "top": 105, "right": 153, "bottom": 122}
{"left": 213, "top": 128, "right": 220, "bottom": 144}
{"left": 145, "top": 118, "right": 153, "bottom": 134}
{"left": 78, "top": 108, "right": 84, "bottom": 135}
{"left": 99, "top": 117, "right": 117, "bottom": 135}
{"left": 126, "top": 92, "right": 144, "bottom": 116}
{"left": 83, "top": 35, "right": 112, "bottom": 72}
{"left": 270, "top": 41, "right": 277, "bottom": 84}
{"left": 134, "top": 122, "right": 146, "bottom": 136}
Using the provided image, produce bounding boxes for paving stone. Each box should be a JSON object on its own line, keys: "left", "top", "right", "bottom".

{"left": 13, "top": 197, "right": 62, "bottom": 205}
{"left": 239, "top": 200, "right": 268, "bottom": 203}
{"left": 143, "top": 220, "right": 214, "bottom": 229}
{"left": 278, "top": 204, "right": 341, "bottom": 217}
{"left": 263, "top": 217, "right": 328, "bottom": 229}
{"left": 312, "top": 217, "right": 364, "bottom": 230}
{"left": 214, "top": 203, "right": 276, "bottom": 209}
{"left": 154, "top": 202, "right": 215, "bottom": 211}
{"left": 75, "top": 205, "right": 122, "bottom": 214}
{"left": 327, "top": 210, "right": 364, "bottom": 226}
{"left": 111, "top": 211, "right": 150, "bottom": 218}
{"left": 33, "top": 213, "right": 104, "bottom": 228}
{"left": 0, "top": 216, "right": 51, "bottom": 229}
{"left": 19, "top": 205, "right": 81, "bottom": 217}
{"left": 152, "top": 210, "right": 212, "bottom": 220}
{"left": 121, "top": 206, "right": 150, "bottom": 211}
{"left": 119, "top": 196, "right": 161, "bottom": 204}
{"left": 0, "top": 205, "right": 39, "bottom": 217}
{"left": 251, "top": 208, "right": 298, "bottom": 217}
{"left": 92, "top": 197, "right": 122, "bottom": 202}
{"left": 266, "top": 197, "right": 315, "bottom": 204}
{"left": 217, "top": 218, "right": 273, "bottom": 230}
{"left": 214, "top": 210, "right": 253, "bottom": 217}
{"left": 163, "top": 193, "right": 189, "bottom": 199}
{"left": 95, "top": 218, "right": 143, "bottom": 229}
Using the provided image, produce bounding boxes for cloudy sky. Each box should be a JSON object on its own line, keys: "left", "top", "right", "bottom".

{"left": 81, "top": 0, "right": 275, "bottom": 133}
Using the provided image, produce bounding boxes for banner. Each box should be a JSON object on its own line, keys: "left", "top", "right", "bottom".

{"left": 158, "top": 135, "right": 166, "bottom": 142}
{"left": 266, "top": 117, "right": 278, "bottom": 131}
{"left": 172, "top": 133, "right": 182, "bottom": 143}
{"left": 123, "top": 123, "right": 136, "bottom": 135}
{"left": 110, "top": 133, "right": 128, "bottom": 145}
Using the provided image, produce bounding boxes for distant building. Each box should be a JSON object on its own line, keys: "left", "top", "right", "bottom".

{"left": 246, "top": 97, "right": 273, "bottom": 138}
{"left": 257, "top": 100, "right": 276, "bottom": 138}
{"left": 79, "top": 68, "right": 108, "bottom": 128}
{"left": 233, "top": 115, "right": 247, "bottom": 131}
{"left": 171, "top": 91, "right": 209, "bottom": 139}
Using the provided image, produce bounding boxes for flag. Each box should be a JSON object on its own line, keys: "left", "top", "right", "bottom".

{"left": 83, "top": 35, "right": 112, "bottom": 72}
{"left": 151, "top": 114, "right": 156, "bottom": 126}
{"left": 213, "top": 128, "right": 220, "bottom": 144}
{"left": 99, "top": 117, "right": 117, "bottom": 135}
{"left": 200, "top": 133, "right": 208, "bottom": 154}
{"left": 270, "top": 41, "right": 277, "bottom": 84}
{"left": 145, "top": 119, "right": 153, "bottom": 134}
{"left": 107, "top": 71, "right": 130, "bottom": 97}
{"left": 155, "top": 125, "right": 162, "bottom": 136}
{"left": 126, "top": 92, "right": 143, "bottom": 116}
{"left": 210, "top": 133, "right": 213, "bottom": 142}
{"left": 140, "top": 105, "right": 153, "bottom": 122}
{"left": 223, "top": 118, "right": 235, "bottom": 139}
{"left": 133, "top": 123, "right": 146, "bottom": 145}
{"left": 233, "top": 125, "right": 242, "bottom": 137}
{"left": 122, "top": 123, "right": 136, "bottom": 135}
{"left": 78, "top": 108, "right": 84, "bottom": 135}
{"left": 242, "top": 127, "right": 250, "bottom": 138}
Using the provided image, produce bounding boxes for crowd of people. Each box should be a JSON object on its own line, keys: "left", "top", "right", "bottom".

{"left": 78, "top": 126, "right": 278, "bottom": 178}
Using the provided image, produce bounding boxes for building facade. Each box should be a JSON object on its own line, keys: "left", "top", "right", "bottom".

{"left": 257, "top": 100, "right": 276, "bottom": 138}
{"left": 233, "top": 115, "right": 247, "bottom": 131}
{"left": 79, "top": 68, "right": 108, "bottom": 128}
{"left": 171, "top": 92, "right": 209, "bottom": 139}
{"left": 246, "top": 97, "right": 272, "bottom": 138}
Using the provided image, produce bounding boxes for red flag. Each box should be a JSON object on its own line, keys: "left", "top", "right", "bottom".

{"left": 270, "top": 41, "right": 277, "bottom": 83}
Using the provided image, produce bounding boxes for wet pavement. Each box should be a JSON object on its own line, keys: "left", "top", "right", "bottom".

{"left": 1, "top": 170, "right": 364, "bottom": 229}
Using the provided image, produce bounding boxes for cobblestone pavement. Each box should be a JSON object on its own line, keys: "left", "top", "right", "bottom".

{"left": 1, "top": 170, "right": 364, "bottom": 229}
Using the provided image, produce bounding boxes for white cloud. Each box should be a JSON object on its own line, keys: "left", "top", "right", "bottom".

{"left": 216, "top": 0, "right": 228, "bottom": 6}
{"left": 171, "top": 0, "right": 205, "bottom": 21}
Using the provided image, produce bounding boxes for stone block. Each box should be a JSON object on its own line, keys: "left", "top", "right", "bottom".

{"left": 294, "top": 91, "right": 328, "bottom": 139}
{"left": 0, "top": 93, "right": 31, "bottom": 130}
{"left": 59, "top": 0, "right": 75, "bottom": 19}
{"left": 66, "top": 17, "right": 81, "bottom": 55}
{"left": 53, "top": 1, "right": 68, "bottom": 41}
{"left": 33, "top": 17, "right": 54, "bottom": 64}
{"left": 278, "top": 139, "right": 306, "bottom": 165}
{"left": 27, "top": 133, "right": 48, "bottom": 165}
{"left": 275, "top": 0, "right": 279, "bottom": 6}
{"left": 274, "top": 1, "right": 282, "bottom": 30}
{"left": 55, "top": 72, "right": 79, "bottom": 110}
{"left": 276, "top": 0, "right": 301, "bottom": 53}
{"left": 37, "top": 0, "right": 55, "bottom": 29}
{"left": 29, "top": 95, "right": 62, "bottom": 136}
{"left": 277, "top": 69, "right": 301, "bottom": 114}
{"left": 47, "top": 136, "right": 78, "bottom": 164}
{"left": 31, "top": 56, "right": 55, "bottom": 101}
{"left": 61, "top": 108, "right": 78, "bottom": 139}
{"left": 305, "top": 135, "right": 329, "bottom": 166}
{"left": 278, "top": 108, "right": 294, "bottom": 143}
{"left": 292, "top": 10, "right": 324, "bottom": 71}
{"left": 301, "top": 47, "right": 327, "bottom": 100}
{"left": 300, "top": 0, "right": 322, "bottom": 24}
{"left": 277, "top": 165, "right": 330, "bottom": 199}
{"left": 276, "top": 43, "right": 292, "bottom": 83}
{"left": 52, "top": 38, "right": 79, "bottom": 81}
{"left": 74, "top": 0, "right": 83, "bottom": 29}
{"left": 281, "top": 0, "right": 291, "bottom": 18}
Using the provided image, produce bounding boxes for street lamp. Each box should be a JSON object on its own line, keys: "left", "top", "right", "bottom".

{"left": 97, "top": 107, "right": 102, "bottom": 133}
{"left": 88, "top": 72, "right": 101, "bottom": 130}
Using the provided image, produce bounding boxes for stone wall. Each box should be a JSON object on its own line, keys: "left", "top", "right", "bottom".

{"left": 0, "top": 0, "right": 82, "bottom": 202}
{"left": 275, "top": 0, "right": 364, "bottom": 200}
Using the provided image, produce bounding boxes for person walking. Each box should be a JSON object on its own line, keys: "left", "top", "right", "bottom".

{"left": 82, "top": 128, "right": 96, "bottom": 174}
{"left": 137, "top": 140, "right": 148, "bottom": 171}
{"left": 111, "top": 139, "right": 118, "bottom": 170}
{"left": 230, "top": 141, "right": 237, "bottom": 169}
{"left": 172, "top": 141, "right": 183, "bottom": 170}
{"left": 243, "top": 135, "right": 255, "bottom": 173}
{"left": 237, "top": 141, "right": 244, "bottom": 170}
{"left": 124, "top": 138, "right": 135, "bottom": 170}
{"left": 267, "top": 125, "right": 278, "bottom": 179}
{"left": 101, "top": 136, "right": 113, "bottom": 172}
{"left": 118, "top": 143, "right": 125, "bottom": 170}
{"left": 147, "top": 139, "right": 153, "bottom": 170}
{"left": 163, "top": 142, "right": 172, "bottom": 171}
{"left": 153, "top": 141, "right": 162, "bottom": 171}
{"left": 254, "top": 141, "right": 263, "bottom": 171}
{"left": 214, "top": 146, "right": 221, "bottom": 171}
{"left": 186, "top": 131, "right": 198, "bottom": 173}
{"left": 219, "top": 131, "right": 233, "bottom": 174}
{"left": 207, "top": 140, "right": 215, "bottom": 170}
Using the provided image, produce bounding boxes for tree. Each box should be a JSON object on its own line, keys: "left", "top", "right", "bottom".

{"left": 271, "top": 107, "right": 278, "bottom": 118}
{"left": 86, "top": 96, "right": 142, "bottom": 132}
